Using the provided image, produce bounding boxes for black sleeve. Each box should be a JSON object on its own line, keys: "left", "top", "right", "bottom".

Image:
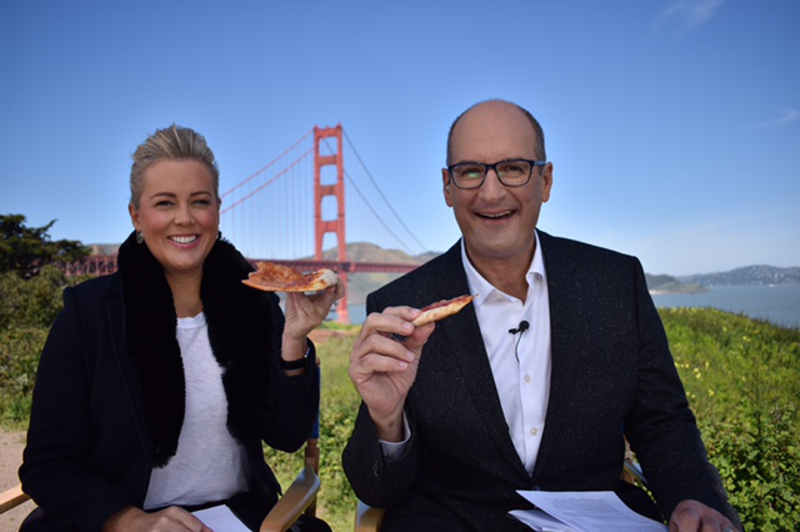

{"left": 342, "top": 291, "right": 420, "bottom": 508}
{"left": 623, "top": 258, "right": 741, "bottom": 528}
{"left": 19, "top": 287, "right": 139, "bottom": 532}
{"left": 263, "top": 337, "right": 320, "bottom": 453}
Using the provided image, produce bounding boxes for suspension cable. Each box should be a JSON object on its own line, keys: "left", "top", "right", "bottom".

{"left": 319, "top": 137, "right": 416, "bottom": 255}
{"left": 342, "top": 128, "right": 429, "bottom": 252}
{"left": 221, "top": 145, "right": 315, "bottom": 216}
{"left": 221, "top": 128, "right": 313, "bottom": 199}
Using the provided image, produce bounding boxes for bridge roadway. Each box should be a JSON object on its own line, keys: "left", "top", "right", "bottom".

{"left": 62, "top": 255, "right": 419, "bottom": 277}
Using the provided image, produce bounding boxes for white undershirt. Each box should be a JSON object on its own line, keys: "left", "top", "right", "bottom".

{"left": 461, "top": 231, "right": 552, "bottom": 474}
{"left": 143, "top": 312, "right": 248, "bottom": 509}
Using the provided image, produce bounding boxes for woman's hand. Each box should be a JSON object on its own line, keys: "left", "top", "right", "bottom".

{"left": 281, "top": 282, "right": 345, "bottom": 362}
{"left": 103, "top": 506, "right": 213, "bottom": 532}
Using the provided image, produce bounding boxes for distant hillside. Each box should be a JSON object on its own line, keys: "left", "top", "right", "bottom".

{"left": 323, "top": 249, "right": 799, "bottom": 296}
{"left": 680, "top": 265, "right": 800, "bottom": 286}
{"left": 318, "top": 242, "right": 436, "bottom": 304}
{"left": 87, "top": 240, "right": 798, "bottom": 297}
{"left": 319, "top": 242, "right": 424, "bottom": 264}
{"left": 645, "top": 273, "right": 707, "bottom": 294}
{"left": 88, "top": 243, "right": 119, "bottom": 255}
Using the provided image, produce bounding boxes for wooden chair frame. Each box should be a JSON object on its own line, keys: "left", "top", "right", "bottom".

{"left": 261, "top": 436, "right": 321, "bottom": 531}
{"left": 0, "top": 484, "right": 30, "bottom": 514}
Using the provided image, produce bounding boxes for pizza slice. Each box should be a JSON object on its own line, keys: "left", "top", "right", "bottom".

{"left": 242, "top": 261, "right": 339, "bottom": 293}
{"left": 411, "top": 294, "right": 476, "bottom": 327}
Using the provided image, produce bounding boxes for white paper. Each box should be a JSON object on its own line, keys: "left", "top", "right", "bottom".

{"left": 513, "top": 491, "right": 668, "bottom": 532}
{"left": 509, "top": 508, "right": 581, "bottom": 531}
{"left": 193, "top": 505, "right": 251, "bottom": 532}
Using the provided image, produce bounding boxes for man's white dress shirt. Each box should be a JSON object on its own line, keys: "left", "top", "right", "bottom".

{"left": 461, "top": 231, "right": 552, "bottom": 474}
{"left": 382, "top": 231, "right": 552, "bottom": 475}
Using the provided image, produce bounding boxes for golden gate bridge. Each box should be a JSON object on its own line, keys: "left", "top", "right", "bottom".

{"left": 63, "top": 125, "right": 430, "bottom": 323}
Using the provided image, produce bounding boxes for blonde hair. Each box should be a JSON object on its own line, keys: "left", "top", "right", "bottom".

{"left": 129, "top": 125, "right": 220, "bottom": 210}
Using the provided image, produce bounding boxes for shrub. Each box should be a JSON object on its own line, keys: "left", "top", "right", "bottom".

{"left": 0, "top": 326, "right": 48, "bottom": 427}
{"left": 263, "top": 335, "right": 361, "bottom": 531}
{"left": 0, "top": 214, "right": 88, "bottom": 279}
{"left": 0, "top": 263, "right": 82, "bottom": 426}
{"left": 0, "top": 265, "right": 84, "bottom": 330}
{"left": 662, "top": 308, "right": 800, "bottom": 530}
{"left": 5, "top": 305, "right": 798, "bottom": 530}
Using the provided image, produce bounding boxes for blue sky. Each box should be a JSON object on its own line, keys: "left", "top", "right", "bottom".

{"left": 1, "top": 0, "right": 798, "bottom": 276}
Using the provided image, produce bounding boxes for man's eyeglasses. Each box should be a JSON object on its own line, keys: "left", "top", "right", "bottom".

{"left": 446, "top": 159, "right": 547, "bottom": 189}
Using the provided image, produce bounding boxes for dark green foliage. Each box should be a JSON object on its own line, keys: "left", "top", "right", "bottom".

{"left": 0, "top": 265, "right": 79, "bottom": 330}
{"left": 0, "top": 262, "right": 82, "bottom": 427}
{"left": 0, "top": 216, "right": 86, "bottom": 425}
{"left": 263, "top": 334, "right": 361, "bottom": 531}
{"left": 269, "top": 312, "right": 800, "bottom": 530}
{"left": 0, "top": 214, "right": 88, "bottom": 279}
{"left": 3, "top": 305, "right": 798, "bottom": 529}
{"left": 0, "top": 327, "right": 47, "bottom": 426}
{"left": 662, "top": 308, "right": 800, "bottom": 531}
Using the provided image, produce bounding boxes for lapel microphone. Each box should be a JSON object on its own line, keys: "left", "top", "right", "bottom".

{"left": 508, "top": 320, "right": 530, "bottom": 362}
{"left": 508, "top": 320, "right": 530, "bottom": 335}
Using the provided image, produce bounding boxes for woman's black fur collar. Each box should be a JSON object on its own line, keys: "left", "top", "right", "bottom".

{"left": 118, "top": 232, "right": 280, "bottom": 467}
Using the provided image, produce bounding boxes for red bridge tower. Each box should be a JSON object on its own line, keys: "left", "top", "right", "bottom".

{"left": 314, "top": 125, "right": 349, "bottom": 323}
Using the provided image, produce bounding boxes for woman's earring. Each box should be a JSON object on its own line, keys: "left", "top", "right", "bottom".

{"left": 136, "top": 231, "right": 144, "bottom": 244}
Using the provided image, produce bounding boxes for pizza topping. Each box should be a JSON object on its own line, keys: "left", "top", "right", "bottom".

{"left": 242, "top": 261, "right": 338, "bottom": 293}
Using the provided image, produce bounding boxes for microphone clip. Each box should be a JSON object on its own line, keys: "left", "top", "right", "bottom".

{"left": 509, "top": 320, "right": 530, "bottom": 362}
{"left": 508, "top": 320, "right": 530, "bottom": 335}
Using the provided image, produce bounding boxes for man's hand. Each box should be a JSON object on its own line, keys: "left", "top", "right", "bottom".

{"left": 348, "top": 306, "right": 434, "bottom": 441}
{"left": 103, "top": 506, "right": 213, "bottom": 532}
{"left": 669, "top": 499, "right": 738, "bottom": 532}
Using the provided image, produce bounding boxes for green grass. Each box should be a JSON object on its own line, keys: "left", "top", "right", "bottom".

{"left": 0, "top": 326, "right": 47, "bottom": 429}
{"left": 660, "top": 308, "right": 800, "bottom": 530}
{"left": 263, "top": 334, "right": 361, "bottom": 532}
{"left": 3, "top": 311, "right": 799, "bottom": 530}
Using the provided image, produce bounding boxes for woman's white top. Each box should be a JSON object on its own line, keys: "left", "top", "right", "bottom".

{"left": 143, "top": 312, "right": 248, "bottom": 509}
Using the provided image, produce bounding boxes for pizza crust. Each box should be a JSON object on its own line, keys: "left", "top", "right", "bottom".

{"left": 411, "top": 294, "right": 476, "bottom": 327}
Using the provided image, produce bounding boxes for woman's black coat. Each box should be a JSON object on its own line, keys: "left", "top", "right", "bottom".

{"left": 19, "top": 233, "right": 320, "bottom": 532}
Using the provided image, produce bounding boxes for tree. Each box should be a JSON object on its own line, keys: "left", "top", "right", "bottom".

{"left": 0, "top": 214, "right": 88, "bottom": 279}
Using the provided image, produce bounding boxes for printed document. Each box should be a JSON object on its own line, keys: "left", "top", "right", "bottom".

{"left": 510, "top": 490, "right": 668, "bottom": 532}
{"left": 193, "top": 504, "right": 251, "bottom": 531}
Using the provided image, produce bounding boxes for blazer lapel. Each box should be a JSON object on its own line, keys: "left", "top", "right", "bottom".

{"left": 104, "top": 275, "right": 152, "bottom": 462}
{"left": 532, "top": 231, "right": 581, "bottom": 478}
{"left": 433, "top": 243, "right": 530, "bottom": 478}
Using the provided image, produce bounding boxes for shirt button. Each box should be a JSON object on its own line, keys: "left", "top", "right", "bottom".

{"left": 524, "top": 374, "right": 531, "bottom": 383}
{"left": 530, "top": 427, "right": 538, "bottom": 436}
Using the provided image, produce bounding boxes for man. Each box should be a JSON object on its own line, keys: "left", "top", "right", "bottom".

{"left": 343, "top": 100, "right": 740, "bottom": 531}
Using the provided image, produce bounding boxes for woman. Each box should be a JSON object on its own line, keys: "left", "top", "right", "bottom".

{"left": 19, "top": 125, "right": 340, "bottom": 531}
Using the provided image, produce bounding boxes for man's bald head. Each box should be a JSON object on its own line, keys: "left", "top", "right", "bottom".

{"left": 446, "top": 99, "right": 547, "bottom": 165}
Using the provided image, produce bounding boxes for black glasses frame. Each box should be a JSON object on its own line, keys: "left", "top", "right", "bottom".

{"left": 446, "top": 159, "right": 547, "bottom": 189}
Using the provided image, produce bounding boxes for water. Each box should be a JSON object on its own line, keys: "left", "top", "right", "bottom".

{"left": 340, "top": 285, "right": 800, "bottom": 329}
{"left": 344, "top": 304, "right": 367, "bottom": 325}
{"left": 651, "top": 284, "right": 800, "bottom": 330}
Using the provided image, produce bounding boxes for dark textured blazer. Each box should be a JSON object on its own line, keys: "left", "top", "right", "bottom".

{"left": 343, "top": 231, "right": 740, "bottom": 531}
{"left": 19, "top": 234, "right": 320, "bottom": 532}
